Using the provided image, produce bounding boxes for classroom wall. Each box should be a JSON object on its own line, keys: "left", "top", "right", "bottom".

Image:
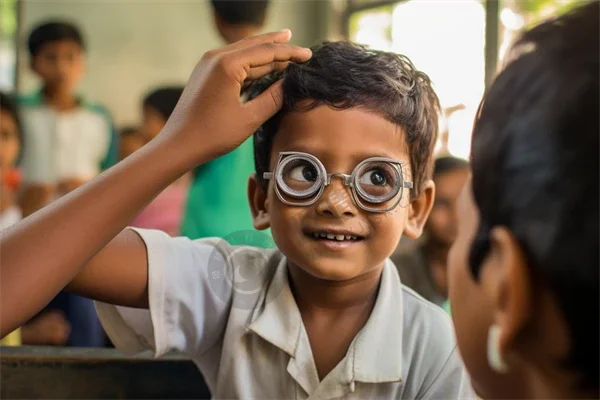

{"left": 18, "top": 0, "right": 325, "bottom": 127}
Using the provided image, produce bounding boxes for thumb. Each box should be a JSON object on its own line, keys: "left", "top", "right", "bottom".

{"left": 245, "top": 80, "right": 284, "bottom": 130}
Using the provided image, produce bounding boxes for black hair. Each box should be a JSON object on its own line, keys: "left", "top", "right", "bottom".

{"left": 246, "top": 41, "right": 440, "bottom": 197}
{"left": 142, "top": 86, "right": 184, "bottom": 121}
{"left": 28, "top": 20, "right": 85, "bottom": 57}
{"left": 0, "top": 92, "right": 24, "bottom": 165}
{"left": 469, "top": 2, "right": 599, "bottom": 391}
{"left": 210, "top": 0, "right": 269, "bottom": 25}
{"left": 433, "top": 156, "right": 469, "bottom": 178}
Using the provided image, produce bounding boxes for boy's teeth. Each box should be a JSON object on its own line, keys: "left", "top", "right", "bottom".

{"left": 311, "top": 232, "right": 360, "bottom": 241}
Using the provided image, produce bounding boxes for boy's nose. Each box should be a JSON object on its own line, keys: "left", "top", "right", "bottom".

{"left": 315, "top": 181, "right": 357, "bottom": 217}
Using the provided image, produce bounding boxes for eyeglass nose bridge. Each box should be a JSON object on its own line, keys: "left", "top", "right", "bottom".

{"left": 324, "top": 173, "right": 354, "bottom": 187}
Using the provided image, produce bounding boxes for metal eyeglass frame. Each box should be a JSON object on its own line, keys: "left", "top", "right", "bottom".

{"left": 262, "top": 151, "right": 413, "bottom": 213}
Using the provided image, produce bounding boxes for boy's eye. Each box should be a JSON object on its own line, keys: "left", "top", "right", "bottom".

{"left": 359, "top": 169, "right": 388, "bottom": 186}
{"left": 289, "top": 164, "right": 317, "bottom": 182}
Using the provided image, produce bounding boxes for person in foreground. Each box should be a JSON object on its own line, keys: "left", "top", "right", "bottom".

{"left": 449, "top": 3, "right": 599, "bottom": 399}
{"left": 0, "top": 31, "right": 473, "bottom": 398}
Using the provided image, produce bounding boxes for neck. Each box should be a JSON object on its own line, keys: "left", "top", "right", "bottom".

{"left": 519, "top": 360, "right": 596, "bottom": 399}
{"left": 288, "top": 263, "right": 382, "bottom": 313}
{"left": 43, "top": 86, "right": 78, "bottom": 111}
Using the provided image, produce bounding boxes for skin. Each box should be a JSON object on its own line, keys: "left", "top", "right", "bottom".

{"left": 119, "top": 133, "right": 146, "bottom": 161}
{"left": 22, "top": 39, "right": 87, "bottom": 214}
{"left": 0, "top": 29, "right": 312, "bottom": 337}
{"left": 448, "top": 180, "right": 592, "bottom": 399}
{"left": 247, "top": 106, "right": 434, "bottom": 378}
{"left": 424, "top": 167, "right": 469, "bottom": 297}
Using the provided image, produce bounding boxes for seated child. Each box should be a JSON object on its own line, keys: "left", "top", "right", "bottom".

{"left": 130, "top": 87, "right": 189, "bottom": 236}
{"left": 392, "top": 156, "right": 469, "bottom": 307}
{"left": 0, "top": 33, "right": 473, "bottom": 398}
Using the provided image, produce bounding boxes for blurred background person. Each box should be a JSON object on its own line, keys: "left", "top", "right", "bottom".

{"left": 130, "top": 86, "right": 189, "bottom": 236}
{"left": 392, "top": 156, "right": 469, "bottom": 310}
{"left": 118, "top": 126, "right": 144, "bottom": 161}
{"left": 180, "top": 0, "right": 272, "bottom": 242}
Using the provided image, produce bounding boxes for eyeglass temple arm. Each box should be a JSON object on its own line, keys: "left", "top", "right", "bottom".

{"left": 263, "top": 172, "right": 273, "bottom": 180}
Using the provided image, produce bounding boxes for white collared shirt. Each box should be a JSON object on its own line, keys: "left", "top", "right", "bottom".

{"left": 96, "top": 228, "right": 474, "bottom": 399}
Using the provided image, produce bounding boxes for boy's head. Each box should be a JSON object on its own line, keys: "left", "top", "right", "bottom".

{"left": 210, "top": 0, "right": 269, "bottom": 44}
{"left": 246, "top": 41, "right": 440, "bottom": 282}
{"left": 0, "top": 92, "right": 23, "bottom": 171}
{"left": 425, "top": 156, "right": 469, "bottom": 248}
{"left": 28, "top": 21, "right": 85, "bottom": 93}
{"left": 119, "top": 126, "right": 144, "bottom": 161}
{"left": 448, "top": 3, "right": 599, "bottom": 398}
{"left": 141, "top": 86, "right": 184, "bottom": 142}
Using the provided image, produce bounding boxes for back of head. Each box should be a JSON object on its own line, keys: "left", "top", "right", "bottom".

{"left": 28, "top": 20, "right": 84, "bottom": 57}
{"left": 247, "top": 41, "right": 440, "bottom": 197}
{"left": 470, "top": 2, "right": 599, "bottom": 390}
{"left": 210, "top": 0, "right": 269, "bottom": 26}
{"left": 143, "top": 87, "right": 184, "bottom": 121}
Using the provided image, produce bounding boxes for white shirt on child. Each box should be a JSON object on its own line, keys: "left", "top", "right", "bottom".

{"left": 20, "top": 105, "right": 111, "bottom": 184}
{"left": 96, "top": 228, "right": 475, "bottom": 399}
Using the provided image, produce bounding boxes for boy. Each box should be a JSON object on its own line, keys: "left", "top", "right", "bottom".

{"left": 1, "top": 32, "right": 473, "bottom": 398}
{"left": 392, "top": 156, "right": 469, "bottom": 308}
{"left": 181, "top": 0, "right": 271, "bottom": 240}
{"left": 18, "top": 20, "right": 116, "bottom": 347}
{"left": 19, "top": 20, "right": 117, "bottom": 217}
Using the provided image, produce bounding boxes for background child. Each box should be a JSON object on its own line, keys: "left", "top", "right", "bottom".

{"left": 18, "top": 20, "right": 116, "bottom": 347}
{"left": 118, "top": 126, "right": 144, "bottom": 161}
{"left": 130, "top": 87, "right": 189, "bottom": 236}
{"left": 448, "top": 3, "right": 599, "bottom": 398}
{"left": 0, "top": 92, "right": 71, "bottom": 347}
{"left": 180, "top": 0, "right": 271, "bottom": 241}
{"left": 18, "top": 20, "right": 117, "bottom": 217}
{"left": 392, "top": 156, "right": 469, "bottom": 307}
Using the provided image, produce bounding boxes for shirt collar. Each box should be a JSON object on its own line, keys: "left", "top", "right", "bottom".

{"left": 246, "top": 256, "right": 404, "bottom": 385}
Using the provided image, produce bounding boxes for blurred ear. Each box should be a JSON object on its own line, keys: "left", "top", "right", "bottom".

{"left": 403, "top": 179, "right": 435, "bottom": 239}
{"left": 481, "top": 226, "right": 532, "bottom": 363}
{"left": 248, "top": 173, "right": 270, "bottom": 230}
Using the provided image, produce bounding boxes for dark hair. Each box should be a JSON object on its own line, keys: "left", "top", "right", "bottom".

{"left": 210, "top": 0, "right": 269, "bottom": 25}
{"left": 0, "top": 92, "right": 24, "bottom": 164}
{"left": 246, "top": 41, "right": 440, "bottom": 197}
{"left": 28, "top": 20, "right": 85, "bottom": 57}
{"left": 469, "top": 2, "right": 599, "bottom": 391}
{"left": 143, "top": 87, "right": 184, "bottom": 121}
{"left": 433, "top": 156, "right": 469, "bottom": 178}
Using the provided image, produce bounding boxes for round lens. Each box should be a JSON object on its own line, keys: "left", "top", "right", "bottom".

{"left": 355, "top": 161, "right": 401, "bottom": 204}
{"left": 276, "top": 155, "right": 322, "bottom": 199}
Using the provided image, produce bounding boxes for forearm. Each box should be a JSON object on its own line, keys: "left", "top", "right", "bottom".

{"left": 0, "top": 135, "right": 196, "bottom": 336}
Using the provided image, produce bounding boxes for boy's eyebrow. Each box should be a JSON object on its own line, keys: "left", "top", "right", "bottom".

{"left": 282, "top": 144, "right": 405, "bottom": 162}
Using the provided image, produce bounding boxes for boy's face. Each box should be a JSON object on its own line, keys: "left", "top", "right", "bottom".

{"left": 31, "top": 40, "right": 85, "bottom": 92}
{"left": 426, "top": 168, "right": 469, "bottom": 247}
{"left": 0, "top": 110, "right": 20, "bottom": 171}
{"left": 251, "top": 106, "right": 434, "bottom": 281}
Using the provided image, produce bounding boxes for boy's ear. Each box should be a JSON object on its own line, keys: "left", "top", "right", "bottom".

{"left": 30, "top": 57, "right": 39, "bottom": 74}
{"left": 403, "top": 179, "right": 435, "bottom": 239}
{"left": 248, "top": 173, "right": 270, "bottom": 230}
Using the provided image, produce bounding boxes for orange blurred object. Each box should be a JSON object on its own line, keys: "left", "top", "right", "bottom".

{"left": 3, "top": 168, "right": 22, "bottom": 191}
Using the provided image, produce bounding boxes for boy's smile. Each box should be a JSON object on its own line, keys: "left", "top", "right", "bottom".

{"left": 260, "top": 105, "right": 415, "bottom": 281}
